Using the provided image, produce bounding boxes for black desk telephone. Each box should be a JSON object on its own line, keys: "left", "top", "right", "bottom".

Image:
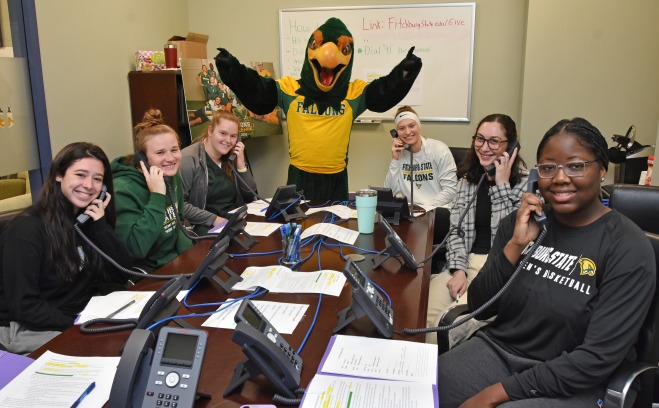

{"left": 108, "top": 326, "right": 208, "bottom": 408}
{"left": 334, "top": 258, "right": 394, "bottom": 338}
{"left": 224, "top": 299, "right": 303, "bottom": 399}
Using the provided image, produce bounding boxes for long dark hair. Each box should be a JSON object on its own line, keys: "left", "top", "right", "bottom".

{"left": 32, "top": 142, "right": 115, "bottom": 282}
{"left": 457, "top": 113, "right": 526, "bottom": 185}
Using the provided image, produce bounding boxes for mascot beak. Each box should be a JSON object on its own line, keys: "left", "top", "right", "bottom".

{"left": 307, "top": 34, "right": 353, "bottom": 92}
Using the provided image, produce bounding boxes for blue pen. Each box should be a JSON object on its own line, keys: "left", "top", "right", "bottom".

{"left": 71, "top": 381, "right": 95, "bottom": 408}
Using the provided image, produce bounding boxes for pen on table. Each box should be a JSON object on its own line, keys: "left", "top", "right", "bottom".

{"left": 106, "top": 299, "right": 136, "bottom": 319}
{"left": 70, "top": 381, "right": 95, "bottom": 408}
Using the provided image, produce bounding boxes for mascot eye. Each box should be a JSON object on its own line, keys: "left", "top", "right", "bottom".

{"left": 341, "top": 44, "right": 353, "bottom": 56}
{"left": 308, "top": 39, "right": 319, "bottom": 50}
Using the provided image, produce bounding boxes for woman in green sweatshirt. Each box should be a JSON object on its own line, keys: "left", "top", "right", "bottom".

{"left": 112, "top": 109, "right": 192, "bottom": 272}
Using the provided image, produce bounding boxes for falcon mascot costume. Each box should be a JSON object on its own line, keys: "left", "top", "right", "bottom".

{"left": 215, "top": 17, "right": 422, "bottom": 200}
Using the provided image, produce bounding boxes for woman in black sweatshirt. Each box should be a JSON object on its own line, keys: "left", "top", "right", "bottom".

{"left": 0, "top": 142, "right": 131, "bottom": 354}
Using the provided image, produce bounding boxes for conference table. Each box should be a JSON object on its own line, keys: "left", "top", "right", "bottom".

{"left": 31, "top": 209, "right": 435, "bottom": 407}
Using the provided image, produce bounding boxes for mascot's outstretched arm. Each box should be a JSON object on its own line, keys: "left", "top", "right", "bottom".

{"left": 215, "top": 48, "right": 278, "bottom": 115}
{"left": 365, "top": 46, "right": 422, "bottom": 113}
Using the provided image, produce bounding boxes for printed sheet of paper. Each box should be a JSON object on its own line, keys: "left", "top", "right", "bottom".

{"left": 319, "top": 335, "right": 437, "bottom": 384}
{"left": 231, "top": 265, "right": 346, "bottom": 296}
{"left": 76, "top": 291, "right": 189, "bottom": 324}
{"left": 300, "top": 374, "right": 437, "bottom": 408}
{"left": 244, "top": 221, "right": 281, "bottom": 237}
{"left": 305, "top": 205, "right": 357, "bottom": 219}
{"left": 201, "top": 299, "right": 308, "bottom": 334}
{"left": 0, "top": 351, "right": 120, "bottom": 408}
{"left": 300, "top": 223, "right": 359, "bottom": 245}
{"left": 76, "top": 291, "right": 154, "bottom": 324}
{"left": 245, "top": 199, "right": 270, "bottom": 216}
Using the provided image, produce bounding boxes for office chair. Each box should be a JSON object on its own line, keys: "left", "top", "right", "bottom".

{"left": 609, "top": 184, "right": 659, "bottom": 235}
{"left": 437, "top": 232, "right": 659, "bottom": 407}
{"left": 604, "top": 231, "right": 658, "bottom": 408}
{"left": 449, "top": 147, "right": 470, "bottom": 167}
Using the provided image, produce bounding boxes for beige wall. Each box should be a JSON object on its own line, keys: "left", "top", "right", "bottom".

{"left": 521, "top": 0, "right": 659, "bottom": 184}
{"left": 35, "top": 0, "right": 189, "bottom": 161}
{"left": 35, "top": 0, "right": 658, "bottom": 195}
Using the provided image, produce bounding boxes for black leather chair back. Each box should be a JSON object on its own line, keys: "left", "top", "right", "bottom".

{"left": 449, "top": 147, "right": 470, "bottom": 167}
{"left": 608, "top": 184, "right": 659, "bottom": 235}
{"left": 638, "top": 232, "right": 659, "bottom": 406}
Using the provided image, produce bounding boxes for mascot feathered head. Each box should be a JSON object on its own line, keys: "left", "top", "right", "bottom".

{"left": 297, "top": 17, "right": 354, "bottom": 114}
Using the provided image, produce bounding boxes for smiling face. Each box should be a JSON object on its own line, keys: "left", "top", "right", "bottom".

{"left": 143, "top": 132, "right": 181, "bottom": 177}
{"left": 205, "top": 118, "right": 239, "bottom": 161}
{"left": 474, "top": 121, "right": 509, "bottom": 169}
{"left": 537, "top": 131, "right": 606, "bottom": 226}
{"left": 57, "top": 157, "right": 105, "bottom": 210}
{"left": 396, "top": 118, "right": 421, "bottom": 151}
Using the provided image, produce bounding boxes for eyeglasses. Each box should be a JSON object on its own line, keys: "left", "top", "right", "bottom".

{"left": 535, "top": 160, "right": 597, "bottom": 178}
{"left": 472, "top": 135, "right": 508, "bottom": 150}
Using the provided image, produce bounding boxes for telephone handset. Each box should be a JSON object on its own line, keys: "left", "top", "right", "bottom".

{"left": 527, "top": 168, "right": 548, "bottom": 229}
{"left": 108, "top": 326, "right": 208, "bottom": 408}
{"left": 390, "top": 128, "right": 410, "bottom": 151}
{"left": 224, "top": 299, "right": 303, "bottom": 399}
{"left": 135, "top": 275, "right": 185, "bottom": 331}
{"left": 334, "top": 258, "right": 394, "bottom": 338}
{"left": 134, "top": 151, "right": 150, "bottom": 171}
{"left": 486, "top": 140, "right": 520, "bottom": 176}
{"left": 75, "top": 184, "right": 108, "bottom": 225}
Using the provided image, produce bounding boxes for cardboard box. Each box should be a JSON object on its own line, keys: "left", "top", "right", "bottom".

{"left": 168, "top": 32, "right": 209, "bottom": 59}
{"left": 134, "top": 50, "right": 166, "bottom": 71}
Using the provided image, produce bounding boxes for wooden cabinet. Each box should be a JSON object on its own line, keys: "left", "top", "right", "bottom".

{"left": 127, "top": 71, "right": 191, "bottom": 147}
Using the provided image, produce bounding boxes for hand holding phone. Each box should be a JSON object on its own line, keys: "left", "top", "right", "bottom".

{"left": 485, "top": 140, "right": 520, "bottom": 178}
{"left": 76, "top": 184, "right": 108, "bottom": 225}
{"left": 135, "top": 152, "right": 167, "bottom": 195}
{"left": 389, "top": 129, "right": 408, "bottom": 159}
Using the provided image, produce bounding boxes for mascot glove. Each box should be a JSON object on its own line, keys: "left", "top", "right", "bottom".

{"left": 215, "top": 47, "right": 233, "bottom": 70}
{"left": 401, "top": 46, "right": 422, "bottom": 74}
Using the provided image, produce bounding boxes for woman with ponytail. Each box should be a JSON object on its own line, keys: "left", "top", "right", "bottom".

{"left": 111, "top": 109, "right": 192, "bottom": 272}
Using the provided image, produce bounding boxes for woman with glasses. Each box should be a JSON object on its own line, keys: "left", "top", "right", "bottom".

{"left": 438, "top": 117, "right": 655, "bottom": 407}
{"left": 426, "top": 113, "right": 527, "bottom": 346}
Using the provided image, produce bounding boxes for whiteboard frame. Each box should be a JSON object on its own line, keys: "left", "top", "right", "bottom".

{"left": 279, "top": 3, "right": 476, "bottom": 122}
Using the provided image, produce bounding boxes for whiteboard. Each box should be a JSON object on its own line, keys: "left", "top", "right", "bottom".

{"left": 279, "top": 3, "right": 475, "bottom": 122}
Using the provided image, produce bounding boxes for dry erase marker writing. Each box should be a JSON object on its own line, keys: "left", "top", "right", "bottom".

{"left": 106, "top": 299, "right": 136, "bottom": 319}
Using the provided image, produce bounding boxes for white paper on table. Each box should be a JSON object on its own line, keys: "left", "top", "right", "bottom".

{"left": 0, "top": 351, "right": 120, "bottom": 408}
{"left": 305, "top": 205, "right": 357, "bottom": 219}
{"left": 319, "top": 335, "right": 438, "bottom": 384}
{"left": 76, "top": 291, "right": 154, "bottom": 324}
{"left": 300, "top": 374, "right": 437, "bottom": 408}
{"left": 244, "top": 221, "right": 282, "bottom": 237}
{"left": 245, "top": 199, "right": 270, "bottom": 216}
{"left": 231, "top": 265, "right": 347, "bottom": 296}
{"left": 300, "top": 223, "right": 358, "bottom": 245}
{"left": 201, "top": 299, "right": 308, "bottom": 334}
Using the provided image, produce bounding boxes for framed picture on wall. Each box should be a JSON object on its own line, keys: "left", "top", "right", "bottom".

{"left": 179, "top": 58, "right": 282, "bottom": 143}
